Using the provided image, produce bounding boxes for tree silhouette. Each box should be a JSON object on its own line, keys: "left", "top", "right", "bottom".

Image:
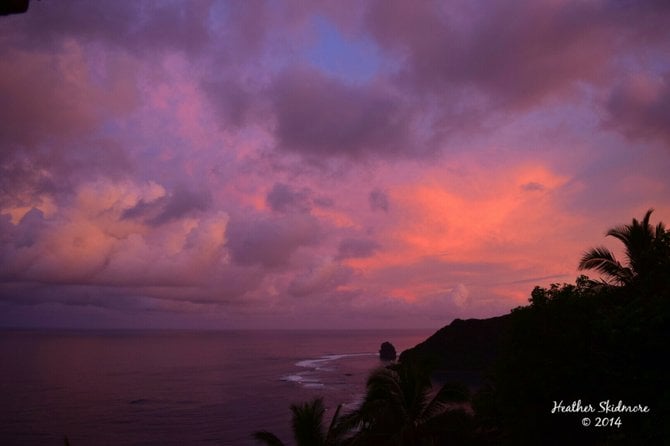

{"left": 253, "top": 397, "right": 343, "bottom": 446}
{"left": 340, "top": 361, "right": 472, "bottom": 446}
{"left": 0, "top": 0, "right": 30, "bottom": 16}
{"left": 578, "top": 208, "right": 668, "bottom": 286}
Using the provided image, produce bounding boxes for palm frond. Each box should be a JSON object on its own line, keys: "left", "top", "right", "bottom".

{"left": 580, "top": 209, "right": 668, "bottom": 287}
{"left": 324, "top": 404, "right": 344, "bottom": 446}
{"left": 578, "top": 246, "right": 632, "bottom": 284}
{"left": 290, "top": 398, "right": 326, "bottom": 446}
{"left": 642, "top": 208, "right": 654, "bottom": 228}
{"left": 606, "top": 224, "right": 632, "bottom": 245}
{"left": 579, "top": 246, "right": 616, "bottom": 267}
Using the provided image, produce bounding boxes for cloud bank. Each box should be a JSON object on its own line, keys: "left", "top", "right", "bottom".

{"left": 1, "top": 0, "right": 669, "bottom": 328}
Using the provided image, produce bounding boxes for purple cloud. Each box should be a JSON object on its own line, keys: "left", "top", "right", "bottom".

{"left": 606, "top": 73, "right": 670, "bottom": 148}
{"left": 270, "top": 67, "right": 414, "bottom": 159}
{"left": 266, "top": 183, "right": 312, "bottom": 213}
{"left": 4, "top": 1, "right": 213, "bottom": 55}
{"left": 225, "top": 214, "right": 321, "bottom": 268}
{"left": 369, "top": 189, "right": 390, "bottom": 212}
{"left": 337, "top": 237, "right": 380, "bottom": 259}
{"left": 1, "top": 0, "right": 669, "bottom": 329}
{"left": 123, "top": 186, "right": 211, "bottom": 226}
{"left": 365, "top": 0, "right": 670, "bottom": 108}
{"left": 287, "top": 261, "right": 353, "bottom": 297}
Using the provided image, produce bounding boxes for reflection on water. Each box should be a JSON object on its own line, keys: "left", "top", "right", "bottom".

{"left": 0, "top": 329, "right": 432, "bottom": 445}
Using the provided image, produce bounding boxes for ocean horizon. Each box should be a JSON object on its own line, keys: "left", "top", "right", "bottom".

{"left": 0, "top": 328, "right": 434, "bottom": 445}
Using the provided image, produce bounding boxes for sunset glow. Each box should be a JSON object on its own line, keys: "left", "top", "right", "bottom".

{"left": 1, "top": 1, "right": 669, "bottom": 329}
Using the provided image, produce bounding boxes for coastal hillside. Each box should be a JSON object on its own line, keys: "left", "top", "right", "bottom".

{"left": 254, "top": 210, "right": 669, "bottom": 445}
{"left": 400, "top": 315, "right": 511, "bottom": 375}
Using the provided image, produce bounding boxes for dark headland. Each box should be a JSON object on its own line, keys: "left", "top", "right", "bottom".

{"left": 400, "top": 315, "right": 511, "bottom": 387}
{"left": 256, "top": 210, "right": 669, "bottom": 445}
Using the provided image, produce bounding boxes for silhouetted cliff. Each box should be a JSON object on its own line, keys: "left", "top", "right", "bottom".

{"left": 400, "top": 315, "right": 511, "bottom": 383}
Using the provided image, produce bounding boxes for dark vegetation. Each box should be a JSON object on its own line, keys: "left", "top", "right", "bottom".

{"left": 255, "top": 209, "right": 670, "bottom": 445}
{"left": 400, "top": 315, "right": 510, "bottom": 388}
{"left": 253, "top": 398, "right": 344, "bottom": 446}
{"left": 0, "top": 0, "right": 30, "bottom": 16}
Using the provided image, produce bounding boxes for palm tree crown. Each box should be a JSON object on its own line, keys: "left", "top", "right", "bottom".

{"left": 578, "top": 209, "right": 668, "bottom": 286}
{"left": 253, "top": 397, "right": 343, "bottom": 446}
{"left": 340, "top": 362, "right": 471, "bottom": 446}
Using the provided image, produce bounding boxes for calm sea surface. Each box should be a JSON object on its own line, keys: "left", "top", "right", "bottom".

{"left": 0, "top": 329, "right": 433, "bottom": 445}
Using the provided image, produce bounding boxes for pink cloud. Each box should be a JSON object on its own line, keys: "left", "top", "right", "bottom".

{"left": 1, "top": 1, "right": 669, "bottom": 328}
{"left": 0, "top": 41, "right": 137, "bottom": 149}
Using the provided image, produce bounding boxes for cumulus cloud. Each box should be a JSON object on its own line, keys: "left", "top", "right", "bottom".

{"left": 225, "top": 214, "right": 321, "bottom": 268}
{"left": 270, "top": 67, "right": 414, "bottom": 159}
{"left": 1, "top": 1, "right": 669, "bottom": 328}
{"left": 122, "top": 185, "right": 211, "bottom": 226}
{"left": 364, "top": 0, "right": 670, "bottom": 110}
{"left": 0, "top": 41, "right": 138, "bottom": 151}
{"left": 0, "top": 180, "right": 228, "bottom": 289}
{"left": 287, "top": 260, "right": 353, "bottom": 297}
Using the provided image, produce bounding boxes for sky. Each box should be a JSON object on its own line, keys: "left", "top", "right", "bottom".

{"left": 1, "top": 0, "right": 669, "bottom": 329}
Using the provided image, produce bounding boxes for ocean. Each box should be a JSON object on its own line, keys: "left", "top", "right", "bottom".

{"left": 0, "top": 329, "right": 434, "bottom": 445}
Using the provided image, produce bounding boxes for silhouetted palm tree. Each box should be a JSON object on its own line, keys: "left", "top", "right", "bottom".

{"left": 578, "top": 209, "right": 668, "bottom": 286}
{"left": 340, "top": 362, "right": 471, "bottom": 446}
{"left": 253, "top": 397, "right": 343, "bottom": 446}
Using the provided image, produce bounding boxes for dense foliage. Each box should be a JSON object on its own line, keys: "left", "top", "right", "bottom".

{"left": 474, "top": 275, "right": 670, "bottom": 444}
{"left": 253, "top": 397, "right": 344, "bottom": 446}
{"left": 338, "top": 362, "right": 472, "bottom": 446}
{"left": 255, "top": 210, "right": 670, "bottom": 445}
{"left": 475, "top": 209, "right": 670, "bottom": 444}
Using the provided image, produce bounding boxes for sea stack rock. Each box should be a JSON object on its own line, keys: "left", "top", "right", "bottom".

{"left": 379, "top": 341, "right": 397, "bottom": 361}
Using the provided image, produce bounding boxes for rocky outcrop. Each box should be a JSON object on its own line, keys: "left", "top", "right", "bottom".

{"left": 379, "top": 341, "right": 397, "bottom": 361}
